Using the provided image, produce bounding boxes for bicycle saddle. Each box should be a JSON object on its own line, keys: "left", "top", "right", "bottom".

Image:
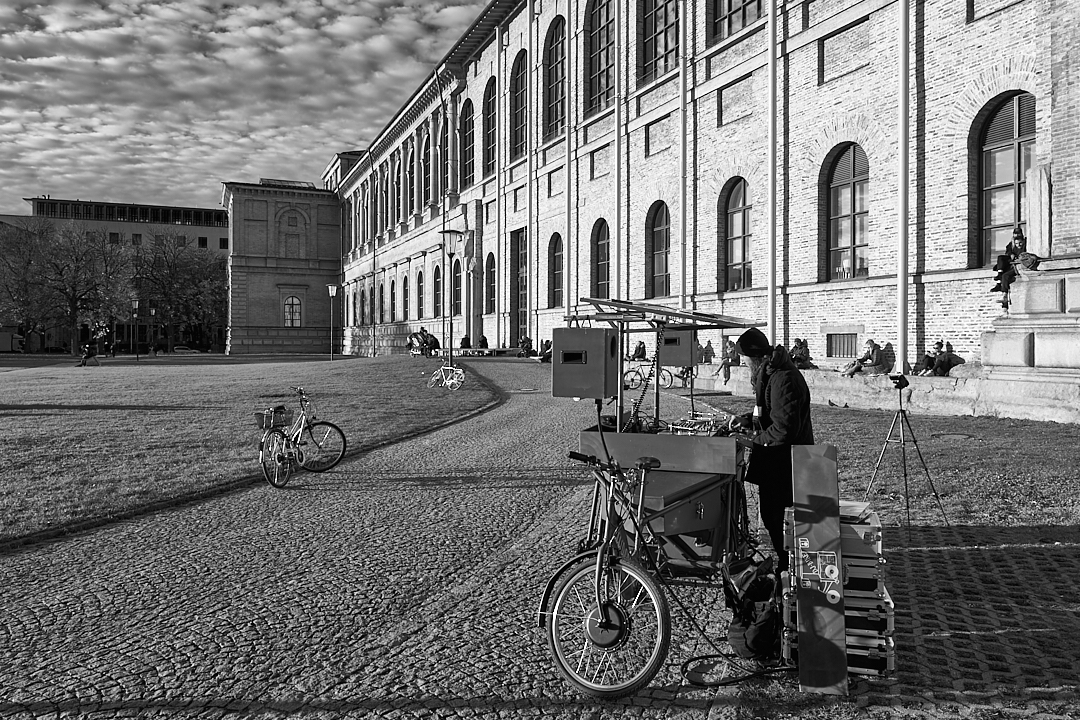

{"left": 635, "top": 456, "right": 662, "bottom": 471}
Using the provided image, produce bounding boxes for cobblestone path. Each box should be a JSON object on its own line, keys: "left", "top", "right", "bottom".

{"left": 0, "top": 360, "right": 728, "bottom": 719}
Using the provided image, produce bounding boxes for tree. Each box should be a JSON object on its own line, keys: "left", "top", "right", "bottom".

{"left": 133, "top": 228, "right": 227, "bottom": 351}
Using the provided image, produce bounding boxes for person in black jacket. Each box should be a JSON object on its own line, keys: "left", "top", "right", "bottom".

{"left": 729, "top": 327, "right": 815, "bottom": 572}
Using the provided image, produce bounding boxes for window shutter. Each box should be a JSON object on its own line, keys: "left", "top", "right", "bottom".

{"left": 1017, "top": 93, "right": 1036, "bottom": 138}
{"left": 984, "top": 101, "right": 1014, "bottom": 145}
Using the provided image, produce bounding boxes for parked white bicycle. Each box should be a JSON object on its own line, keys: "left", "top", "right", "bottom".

{"left": 428, "top": 362, "right": 465, "bottom": 390}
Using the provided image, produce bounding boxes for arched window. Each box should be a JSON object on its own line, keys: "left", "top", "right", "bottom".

{"left": 485, "top": 253, "right": 496, "bottom": 314}
{"left": 421, "top": 135, "right": 431, "bottom": 207}
{"left": 379, "top": 283, "right": 385, "bottom": 323}
{"left": 379, "top": 169, "right": 388, "bottom": 233}
{"left": 452, "top": 259, "right": 463, "bottom": 316}
{"left": 483, "top": 78, "right": 497, "bottom": 177}
{"left": 548, "top": 234, "right": 563, "bottom": 307}
{"left": 417, "top": 270, "right": 425, "bottom": 319}
{"left": 402, "top": 274, "right": 410, "bottom": 321}
{"left": 978, "top": 92, "right": 1035, "bottom": 265}
{"left": 641, "top": 0, "right": 679, "bottom": 84}
{"left": 586, "top": 0, "right": 615, "bottom": 116}
{"left": 509, "top": 51, "right": 528, "bottom": 161}
{"left": 645, "top": 202, "right": 670, "bottom": 298}
{"left": 711, "top": 0, "right": 761, "bottom": 43}
{"left": 723, "top": 178, "right": 752, "bottom": 291}
{"left": 591, "top": 219, "right": 610, "bottom": 299}
{"left": 360, "top": 288, "right": 367, "bottom": 325}
{"left": 284, "top": 296, "right": 301, "bottom": 327}
{"left": 826, "top": 144, "right": 870, "bottom": 280}
{"left": 405, "top": 147, "right": 415, "bottom": 219}
{"left": 433, "top": 265, "right": 442, "bottom": 318}
{"left": 441, "top": 113, "right": 450, "bottom": 195}
{"left": 390, "top": 280, "right": 397, "bottom": 322}
{"left": 460, "top": 100, "right": 475, "bottom": 189}
{"left": 388, "top": 157, "right": 398, "bottom": 226}
{"left": 543, "top": 17, "right": 566, "bottom": 141}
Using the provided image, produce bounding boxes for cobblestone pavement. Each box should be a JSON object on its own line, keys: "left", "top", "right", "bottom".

{"left": 0, "top": 360, "right": 730, "bottom": 719}
{"left": 2, "top": 360, "right": 1078, "bottom": 719}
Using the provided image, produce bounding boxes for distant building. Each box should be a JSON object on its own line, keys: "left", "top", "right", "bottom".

{"left": 0, "top": 196, "right": 231, "bottom": 351}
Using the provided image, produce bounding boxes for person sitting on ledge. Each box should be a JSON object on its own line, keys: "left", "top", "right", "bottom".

{"left": 789, "top": 338, "right": 816, "bottom": 370}
{"left": 840, "top": 339, "right": 887, "bottom": 378}
{"left": 930, "top": 342, "right": 966, "bottom": 377}
{"left": 915, "top": 341, "right": 944, "bottom": 375}
{"left": 477, "top": 335, "right": 489, "bottom": 349}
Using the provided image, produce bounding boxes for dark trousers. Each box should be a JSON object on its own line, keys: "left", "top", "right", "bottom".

{"left": 746, "top": 444, "right": 795, "bottom": 573}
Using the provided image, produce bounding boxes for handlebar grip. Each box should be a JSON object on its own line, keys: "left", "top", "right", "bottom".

{"left": 568, "top": 451, "right": 595, "bottom": 464}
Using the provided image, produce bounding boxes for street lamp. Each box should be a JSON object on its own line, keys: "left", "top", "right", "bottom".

{"left": 131, "top": 299, "right": 139, "bottom": 362}
{"left": 327, "top": 283, "right": 338, "bottom": 361}
{"left": 439, "top": 229, "right": 465, "bottom": 366}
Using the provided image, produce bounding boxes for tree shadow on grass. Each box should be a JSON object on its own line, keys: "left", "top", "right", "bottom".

{"left": 0, "top": 403, "right": 224, "bottom": 411}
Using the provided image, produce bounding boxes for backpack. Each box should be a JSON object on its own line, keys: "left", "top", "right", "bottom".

{"left": 724, "top": 555, "right": 781, "bottom": 661}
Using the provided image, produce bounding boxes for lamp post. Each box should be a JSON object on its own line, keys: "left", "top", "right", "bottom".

{"left": 439, "top": 229, "right": 464, "bottom": 366}
{"left": 327, "top": 283, "right": 338, "bottom": 361}
{"left": 149, "top": 306, "right": 156, "bottom": 355}
{"left": 131, "top": 299, "right": 139, "bottom": 362}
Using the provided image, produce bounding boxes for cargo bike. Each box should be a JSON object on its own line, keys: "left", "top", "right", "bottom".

{"left": 536, "top": 299, "right": 777, "bottom": 698}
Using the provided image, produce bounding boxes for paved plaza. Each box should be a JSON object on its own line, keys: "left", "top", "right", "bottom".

{"left": 1, "top": 360, "right": 1077, "bottom": 719}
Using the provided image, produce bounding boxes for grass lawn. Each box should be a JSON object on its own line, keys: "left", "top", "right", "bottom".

{"left": 1, "top": 355, "right": 498, "bottom": 543}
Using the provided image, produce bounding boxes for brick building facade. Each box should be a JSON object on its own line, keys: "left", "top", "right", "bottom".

{"left": 237, "top": 0, "right": 1080, "bottom": 372}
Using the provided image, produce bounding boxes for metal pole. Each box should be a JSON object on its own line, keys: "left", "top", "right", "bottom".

{"left": 897, "top": 0, "right": 911, "bottom": 373}
{"left": 767, "top": 0, "right": 778, "bottom": 345}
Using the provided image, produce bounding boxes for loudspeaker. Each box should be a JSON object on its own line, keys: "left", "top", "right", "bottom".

{"left": 551, "top": 327, "right": 620, "bottom": 399}
{"left": 657, "top": 329, "right": 696, "bottom": 366}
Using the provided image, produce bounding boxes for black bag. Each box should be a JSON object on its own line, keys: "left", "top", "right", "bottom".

{"left": 724, "top": 555, "right": 780, "bottom": 661}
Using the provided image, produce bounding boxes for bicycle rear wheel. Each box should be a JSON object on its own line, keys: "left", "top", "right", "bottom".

{"left": 547, "top": 558, "right": 671, "bottom": 699}
{"left": 260, "top": 429, "right": 293, "bottom": 488}
{"left": 300, "top": 421, "right": 347, "bottom": 472}
{"left": 659, "top": 368, "right": 674, "bottom": 388}
{"left": 446, "top": 368, "right": 465, "bottom": 390}
{"left": 622, "top": 369, "right": 642, "bottom": 390}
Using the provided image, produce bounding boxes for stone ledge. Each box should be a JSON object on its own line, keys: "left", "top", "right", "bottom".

{"left": 691, "top": 363, "right": 1080, "bottom": 424}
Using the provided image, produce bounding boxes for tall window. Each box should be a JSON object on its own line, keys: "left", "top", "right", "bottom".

{"left": 549, "top": 233, "right": 563, "bottom": 307}
{"left": 586, "top": 0, "right": 615, "bottom": 116}
{"left": 452, "top": 259, "right": 462, "bottom": 316}
{"left": 433, "top": 266, "right": 442, "bottom": 318}
{"left": 284, "top": 296, "right": 301, "bottom": 327}
{"left": 543, "top": 17, "right": 566, "bottom": 141}
{"left": 592, "top": 220, "right": 610, "bottom": 299}
{"left": 645, "top": 202, "right": 670, "bottom": 298}
{"left": 827, "top": 144, "right": 870, "bottom": 280}
{"left": 711, "top": 0, "right": 761, "bottom": 42}
{"left": 417, "top": 270, "right": 425, "bottom": 319}
{"left": 724, "top": 179, "right": 752, "bottom": 291}
{"left": 388, "top": 158, "right": 398, "bottom": 226}
{"left": 485, "top": 253, "right": 496, "bottom": 313}
{"left": 460, "top": 100, "right": 475, "bottom": 189}
{"left": 483, "top": 79, "right": 497, "bottom": 177}
{"left": 379, "top": 283, "right": 385, "bottom": 323}
{"left": 441, "top": 113, "right": 450, "bottom": 194}
{"left": 405, "top": 148, "right": 415, "bottom": 218}
{"left": 509, "top": 51, "right": 528, "bottom": 161}
{"left": 421, "top": 136, "right": 431, "bottom": 206}
{"left": 402, "top": 275, "right": 410, "bottom": 321}
{"left": 360, "top": 289, "right": 367, "bottom": 325}
{"left": 979, "top": 92, "right": 1035, "bottom": 265}
{"left": 641, "top": 0, "right": 678, "bottom": 84}
{"left": 390, "top": 280, "right": 396, "bottom": 322}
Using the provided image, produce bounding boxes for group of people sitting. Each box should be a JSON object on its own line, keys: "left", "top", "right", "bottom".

{"left": 407, "top": 328, "right": 440, "bottom": 357}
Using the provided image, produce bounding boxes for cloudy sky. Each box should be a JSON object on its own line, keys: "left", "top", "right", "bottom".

{"left": 0, "top": 0, "right": 487, "bottom": 215}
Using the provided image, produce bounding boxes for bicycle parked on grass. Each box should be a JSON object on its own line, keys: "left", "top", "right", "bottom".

{"left": 427, "top": 362, "right": 465, "bottom": 390}
{"left": 256, "top": 386, "right": 347, "bottom": 488}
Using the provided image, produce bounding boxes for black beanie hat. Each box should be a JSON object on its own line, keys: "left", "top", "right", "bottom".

{"left": 735, "top": 327, "right": 771, "bottom": 357}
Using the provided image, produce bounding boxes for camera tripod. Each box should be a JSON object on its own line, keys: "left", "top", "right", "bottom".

{"left": 864, "top": 378, "right": 950, "bottom": 527}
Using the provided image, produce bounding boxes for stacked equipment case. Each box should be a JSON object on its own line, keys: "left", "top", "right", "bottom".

{"left": 781, "top": 500, "right": 895, "bottom": 677}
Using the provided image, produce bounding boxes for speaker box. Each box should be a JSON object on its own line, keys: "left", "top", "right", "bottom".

{"left": 657, "top": 329, "right": 696, "bottom": 366}
{"left": 551, "top": 327, "right": 620, "bottom": 399}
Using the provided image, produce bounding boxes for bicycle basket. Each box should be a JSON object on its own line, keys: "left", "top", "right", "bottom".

{"left": 254, "top": 407, "right": 293, "bottom": 429}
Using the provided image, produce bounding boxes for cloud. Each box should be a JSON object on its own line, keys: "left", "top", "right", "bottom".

{"left": 0, "top": 0, "right": 487, "bottom": 214}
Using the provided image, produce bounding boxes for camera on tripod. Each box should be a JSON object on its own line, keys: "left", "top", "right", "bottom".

{"left": 888, "top": 374, "right": 909, "bottom": 390}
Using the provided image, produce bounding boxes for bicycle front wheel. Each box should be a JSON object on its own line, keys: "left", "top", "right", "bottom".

{"left": 427, "top": 369, "right": 442, "bottom": 388}
{"left": 300, "top": 421, "right": 347, "bottom": 472}
{"left": 547, "top": 558, "right": 671, "bottom": 699}
{"left": 260, "top": 429, "right": 293, "bottom": 488}
{"left": 659, "top": 368, "right": 674, "bottom": 389}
